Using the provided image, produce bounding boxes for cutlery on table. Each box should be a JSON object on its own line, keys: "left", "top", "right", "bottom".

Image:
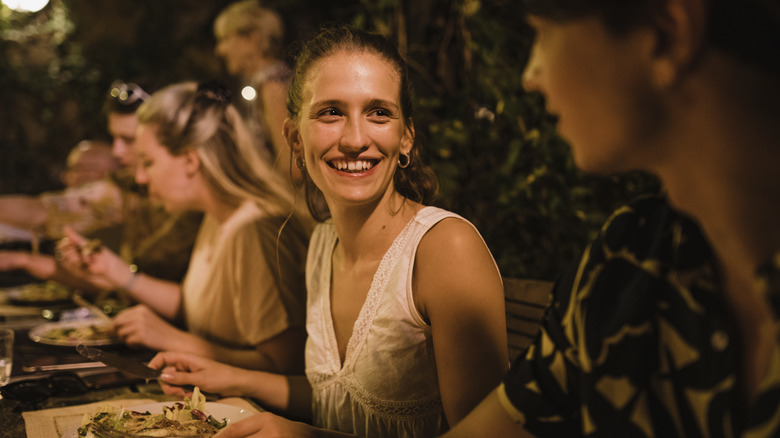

{"left": 75, "top": 344, "right": 161, "bottom": 380}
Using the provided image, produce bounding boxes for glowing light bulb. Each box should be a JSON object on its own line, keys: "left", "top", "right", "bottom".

{"left": 241, "top": 86, "right": 258, "bottom": 101}
{"left": 3, "top": 0, "right": 50, "bottom": 12}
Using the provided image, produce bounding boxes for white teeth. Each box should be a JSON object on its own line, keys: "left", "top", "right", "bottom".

{"left": 331, "top": 159, "right": 374, "bottom": 173}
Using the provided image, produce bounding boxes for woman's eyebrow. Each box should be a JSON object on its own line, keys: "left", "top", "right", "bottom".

{"left": 366, "top": 98, "right": 400, "bottom": 110}
{"left": 310, "top": 99, "right": 343, "bottom": 108}
{"left": 310, "top": 98, "right": 400, "bottom": 109}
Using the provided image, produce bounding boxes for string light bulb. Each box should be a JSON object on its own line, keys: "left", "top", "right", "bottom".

{"left": 2, "top": 0, "right": 50, "bottom": 13}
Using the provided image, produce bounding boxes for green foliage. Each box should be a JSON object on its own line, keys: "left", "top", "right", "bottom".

{"left": 0, "top": 0, "right": 660, "bottom": 280}
{"left": 346, "top": 0, "right": 660, "bottom": 279}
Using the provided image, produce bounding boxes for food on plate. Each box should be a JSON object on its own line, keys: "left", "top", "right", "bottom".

{"left": 78, "top": 388, "right": 227, "bottom": 437}
{"left": 40, "top": 323, "right": 112, "bottom": 344}
{"left": 11, "top": 281, "right": 71, "bottom": 304}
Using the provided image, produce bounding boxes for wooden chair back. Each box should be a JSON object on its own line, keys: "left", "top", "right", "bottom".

{"left": 503, "top": 277, "right": 553, "bottom": 362}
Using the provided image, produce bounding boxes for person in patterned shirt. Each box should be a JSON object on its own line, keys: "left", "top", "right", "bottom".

{"left": 442, "top": 0, "right": 780, "bottom": 437}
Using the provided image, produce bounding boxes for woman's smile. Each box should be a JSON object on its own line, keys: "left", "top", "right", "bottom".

{"left": 327, "top": 158, "right": 380, "bottom": 174}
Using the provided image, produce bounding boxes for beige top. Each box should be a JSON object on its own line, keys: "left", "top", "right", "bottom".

{"left": 306, "top": 207, "right": 493, "bottom": 437}
{"left": 182, "top": 200, "right": 308, "bottom": 348}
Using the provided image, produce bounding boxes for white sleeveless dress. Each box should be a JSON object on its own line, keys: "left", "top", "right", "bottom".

{"left": 305, "top": 206, "right": 482, "bottom": 437}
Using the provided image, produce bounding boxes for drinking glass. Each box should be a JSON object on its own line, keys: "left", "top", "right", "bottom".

{"left": 0, "top": 329, "right": 14, "bottom": 386}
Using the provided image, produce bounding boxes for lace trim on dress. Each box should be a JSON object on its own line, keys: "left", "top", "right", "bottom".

{"left": 342, "top": 216, "right": 417, "bottom": 368}
{"left": 308, "top": 372, "right": 443, "bottom": 419}
{"left": 307, "top": 371, "right": 333, "bottom": 386}
{"left": 345, "top": 376, "right": 443, "bottom": 419}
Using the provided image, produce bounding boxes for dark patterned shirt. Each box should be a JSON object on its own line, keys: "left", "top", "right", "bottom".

{"left": 500, "top": 195, "right": 780, "bottom": 437}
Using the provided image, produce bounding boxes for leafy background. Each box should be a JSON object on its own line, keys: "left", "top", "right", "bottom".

{"left": 0, "top": 0, "right": 660, "bottom": 280}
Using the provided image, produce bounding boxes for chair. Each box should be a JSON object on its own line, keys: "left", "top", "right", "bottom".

{"left": 503, "top": 277, "right": 553, "bottom": 362}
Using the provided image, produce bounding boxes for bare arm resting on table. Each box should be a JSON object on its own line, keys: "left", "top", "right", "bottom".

{"left": 116, "top": 307, "right": 306, "bottom": 372}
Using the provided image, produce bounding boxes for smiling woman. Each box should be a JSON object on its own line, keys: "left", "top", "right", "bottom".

{"left": 146, "top": 26, "right": 509, "bottom": 438}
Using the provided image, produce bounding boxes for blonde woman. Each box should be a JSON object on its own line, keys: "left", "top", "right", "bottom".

{"left": 213, "top": 0, "right": 297, "bottom": 182}
{"left": 59, "top": 82, "right": 312, "bottom": 373}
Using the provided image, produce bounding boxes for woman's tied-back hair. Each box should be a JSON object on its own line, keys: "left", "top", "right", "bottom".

{"left": 286, "top": 25, "right": 439, "bottom": 221}
{"left": 214, "top": 0, "right": 285, "bottom": 59}
{"left": 135, "top": 81, "right": 298, "bottom": 219}
{"left": 521, "top": 0, "right": 780, "bottom": 74}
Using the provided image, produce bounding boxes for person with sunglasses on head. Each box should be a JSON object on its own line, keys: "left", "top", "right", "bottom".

{"left": 97, "top": 80, "right": 204, "bottom": 284}
{"left": 213, "top": 0, "right": 299, "bottom": 184}
{"left": 147, "top": 26, "right": 509, "bottom": 438}
{"left": 58, "top": 81, "right": 312, "bottom": 373}
{"left": 439, "top": 0, "right": 780, "bottom": 437}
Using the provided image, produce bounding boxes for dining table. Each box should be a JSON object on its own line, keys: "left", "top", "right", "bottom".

{"left": 0, "top": 263, "right": 263, "bottom": 438}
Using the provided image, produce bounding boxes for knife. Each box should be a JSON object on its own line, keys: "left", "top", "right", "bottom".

{"left": 76, "top": 344, "right": 161, "bottom": 380}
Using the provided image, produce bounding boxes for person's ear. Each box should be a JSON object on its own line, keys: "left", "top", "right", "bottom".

{"left": 401, "top": 118, "right": 415, "bottom": 156}
{"left": 283, "top": 118, "right": 303, "bottom": 156}
{"left": 649, "top": 0, "right": 707, "bottom": 89}
{"left": 183, "top": 148, "right": 201, "bottom": 177}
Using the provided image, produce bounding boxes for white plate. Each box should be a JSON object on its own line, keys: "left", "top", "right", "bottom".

{"left": 62, "top": 402, "right": 254, "bottom": 438}
{"left": 28, "top": 318, "right": 119, "bottom": 346}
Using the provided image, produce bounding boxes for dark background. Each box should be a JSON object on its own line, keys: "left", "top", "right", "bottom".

{"left": 0, "top": 0, "right": 660, "bottom": 280}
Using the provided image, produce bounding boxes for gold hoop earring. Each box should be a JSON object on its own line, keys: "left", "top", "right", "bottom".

{"left": 295, "top": 156, "right": 306, "bottom": 169}
{"left": 398, "top": 153, "right": 410, "bottom": 169}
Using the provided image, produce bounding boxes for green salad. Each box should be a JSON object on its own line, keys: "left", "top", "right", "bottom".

{"left": 78, "top": 388, "right": 227, "bottom": 437}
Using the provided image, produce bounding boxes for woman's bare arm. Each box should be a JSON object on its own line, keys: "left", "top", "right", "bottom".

{"left": 414, "top": 217, "right": 509, "bottom": 425}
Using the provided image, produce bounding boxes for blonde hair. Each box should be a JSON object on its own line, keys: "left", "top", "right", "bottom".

{"left": 214, "top": 0, "right": 285, "bottom": 59}
{"left": 136, "top": 81, "right": 308, "bottom": 225}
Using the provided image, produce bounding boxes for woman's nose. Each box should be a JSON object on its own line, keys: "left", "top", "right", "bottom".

{"left": 522, "top": 45, "right": 541, "bottom": 92}
{"left": 215, "top": 38, "right": 228, "bottom": 57}
{"left": 134, "top": 166, "right": 147, "bottom": 184}
{"left": 340, "top": 118, "right": 369, "bottom": 151}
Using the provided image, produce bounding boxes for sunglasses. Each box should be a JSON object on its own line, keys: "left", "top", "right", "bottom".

{"left": 109, "top": 81, "right": 150, "bottom": 106}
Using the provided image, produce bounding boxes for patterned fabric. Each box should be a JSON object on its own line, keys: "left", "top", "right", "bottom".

{"left": 305, "top": 207, "right": 494, "bottom": 438}
{"left": 500, "top": 195, "right": 780, "bottom": 437}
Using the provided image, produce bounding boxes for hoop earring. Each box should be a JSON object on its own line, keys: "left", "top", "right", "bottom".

{"left": 295, "top": 155, "right": 306, "bottom": 169}
{"left": 398, "top": 153, "right": 410, "bottom": 169}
